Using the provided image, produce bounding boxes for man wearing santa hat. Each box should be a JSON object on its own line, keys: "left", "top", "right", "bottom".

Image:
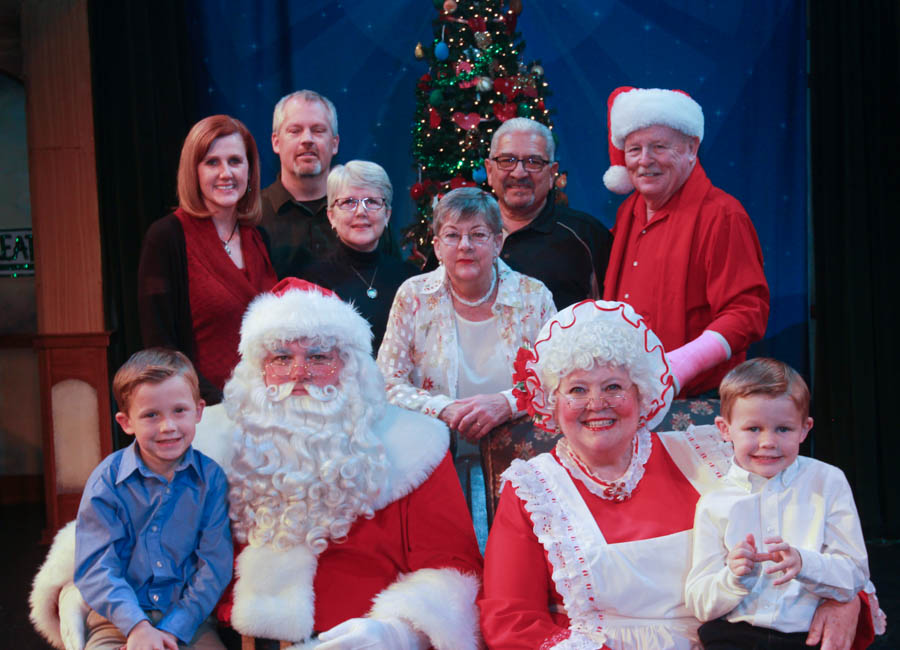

{"left": 31, "top": 278, "right": 483, "bottom": 650}
{"left": 602, "top": 86, "right": 770, "bottom": 397}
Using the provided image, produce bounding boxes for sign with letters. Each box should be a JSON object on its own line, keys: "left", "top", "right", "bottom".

{"left": 0, "top": 229, "right": 34, "bottom": 277}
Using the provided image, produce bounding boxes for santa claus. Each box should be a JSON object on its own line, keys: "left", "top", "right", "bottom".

{"left": 31, "top": 278, "right": 483, "bottom": 650}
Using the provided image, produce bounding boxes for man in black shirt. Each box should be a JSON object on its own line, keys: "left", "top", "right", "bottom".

{"left": 260, "top": 90, "right": 340, "bottom": 278}
{"left": 485, "top": 118, "right": 613, "bottom": 310}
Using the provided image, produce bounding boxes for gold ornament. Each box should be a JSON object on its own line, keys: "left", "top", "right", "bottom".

{"left": 476, "top": 76, "right": 493, "bottom": 92}
{"left": 474, "top": 31, "right": 492, "bottom": 49}
{"left": 414, "top": 42, "right": 425, "bottom": 59}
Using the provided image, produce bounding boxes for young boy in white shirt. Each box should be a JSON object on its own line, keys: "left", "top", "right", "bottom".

{"left": 684, "top": 358, "right": 869, "bottom": 649}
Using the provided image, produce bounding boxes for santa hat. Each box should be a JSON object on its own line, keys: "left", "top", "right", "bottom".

{"left": 602, "top": 86, "right": 704, "bottom": 194}
{"left": 238, "top": 277, "right": 374, "bottom": 365}
{"left": 512, "top": 300, "right": 676, "bottom": 432}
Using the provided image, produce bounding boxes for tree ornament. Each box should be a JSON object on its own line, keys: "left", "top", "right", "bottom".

{"left": 509, "top": 0, "right": 524, "bottom": 15}
{"left": 555, "top": 172, "right": 568, "bottom": 189}
{"left": 410, "top": 182, "right": 426, "bottom": 200}
{"left": 493, "top": 102, "right": 517, "bottom": 121}
{"left": 494, "top": 76, "right": 515, "bottom": 100}
{"left": 452, "top": 111, "right": 482, "bottom": 130}
{"left": 476, "top": 76, "right": 493, "bottom": 92}
{"left": 472, "top": 166, "right": 488, "bottom": 183}
{"left": 415, "top": 42, "right": 425, "bottom": 59}
{"left": 429, "top": 88, "right": 445, "bottom": 106}
{"left": 429, "top": 106, "right": 442, "bottom": 128}
{"left": 455, "top": 60, "right": 476, "bottom": 87}
{"left": 474, "top": 31, "right": 492, "bottom": 49}
{"left": 463, "top": 130, "right": 481, "bottom": 151}
{"left": 443, "top": 0, "right": 458, "bottom": 13}
{"left": 531, "top": 64, "right": 544, "bottom": 76}
{"left": 434, "top": 41, "right": 450, "bottom": 60}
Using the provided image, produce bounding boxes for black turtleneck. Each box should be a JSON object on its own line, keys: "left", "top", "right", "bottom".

{"left": 302, "top": 239, "right": 420, "bottom": 353}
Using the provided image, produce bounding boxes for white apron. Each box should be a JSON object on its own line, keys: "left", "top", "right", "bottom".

{"left": 506, "top": 426, "right": 730, "bottom": 649}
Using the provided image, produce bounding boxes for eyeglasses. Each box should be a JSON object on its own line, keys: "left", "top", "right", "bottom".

{"left": 332, "top": 197, "right": 386, "bottom": 212}
{"left": 435, "top": 229, "right": 495, "bottom": 247}
{"left": 490, "top": 156, "right": 551, "bottom": 173}
{"left": 264, "top": 349, "right": 341, "bottom": 378}
{"left": 562, "top": 387, "right": 631, "bottom": 411}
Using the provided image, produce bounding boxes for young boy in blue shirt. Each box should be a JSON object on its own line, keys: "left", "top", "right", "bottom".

{"left": 74, "top": 348, "right": 232, "bottom": 649}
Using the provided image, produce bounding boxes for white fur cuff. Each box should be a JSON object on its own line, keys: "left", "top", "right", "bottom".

{"left": 368, "top": 568, "right": 481, "bottom": 650}
{"left": 231, "top": 544, "right": 318, "bottom": 642}
{"left": 30, "top": 520, "right": 77, "bottom": 649}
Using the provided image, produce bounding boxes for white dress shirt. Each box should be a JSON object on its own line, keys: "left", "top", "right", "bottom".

{"left": 684, "top": 456, "right": 869, "bottom": 633}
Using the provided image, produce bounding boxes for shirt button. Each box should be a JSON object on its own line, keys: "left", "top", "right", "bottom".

{"left": 152, "top": 594, "right": 159, "bottom": 602}
{"left": 632, "top": 261, "right": 638, "bottom": 266}
{"left": 152, "top": 525, "right": 158, "bottom": 532}
{"left": 624, "top": 293, "right": 630, "bottom": 299}
{"left": 641, "top": 229, "right": 646, "bottom": 234}
{"left": 156, "top": 561, "right": 163, "bottom": 568}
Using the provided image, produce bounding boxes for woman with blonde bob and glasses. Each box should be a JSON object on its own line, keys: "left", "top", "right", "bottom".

{"left": 137, "top": 115, "right": 277, "bottom": 405}
{"left": 302, "top": 160, "right": 418, "bottom": 350}
{"left": 377, "top": 186, "right": 555, "bottom": 443}
{"left": 479, "top": 300, "right": 874, "bottom": 649}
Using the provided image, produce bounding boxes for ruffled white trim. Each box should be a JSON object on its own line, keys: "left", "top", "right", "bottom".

{"left": 368, "top": 568, "right": 481, "bottom": 650}
{"left": 504, "top": 457, "right": 608, "bottom": 648}
{"left": 556, "top": 427, "right": 652, "bottom": 501}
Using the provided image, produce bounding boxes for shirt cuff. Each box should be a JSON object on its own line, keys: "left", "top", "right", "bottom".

{"left": 703, "top": 329, "right": 732, "bottom": 359}
{"left": 501, "top": 388, "right": 522, "bottom": 417}
{"left": 424, "top": 394, "right": 454, "bottom": 419}
{"left": 157, "top": 605, "right": 200, "bottom": 644}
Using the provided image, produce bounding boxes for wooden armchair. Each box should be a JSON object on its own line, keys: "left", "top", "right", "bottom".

{"left": 479, "top": 398, "right": 720, "bottom": 525}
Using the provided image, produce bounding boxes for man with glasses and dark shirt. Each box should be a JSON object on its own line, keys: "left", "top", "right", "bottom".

{"left": 485, "top": 117, "right": 613, "bottom": 310}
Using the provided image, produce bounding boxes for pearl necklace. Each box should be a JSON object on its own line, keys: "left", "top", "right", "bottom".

{"left": 449, "top": 264, "right": 497, "bottom": 307}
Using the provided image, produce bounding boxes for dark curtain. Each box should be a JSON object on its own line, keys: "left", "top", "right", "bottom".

{"left": 809, "top": 0, "right": 900, "bottom": 537}
{"left": 87, "top": 0, "right": 197, "bottom": 445}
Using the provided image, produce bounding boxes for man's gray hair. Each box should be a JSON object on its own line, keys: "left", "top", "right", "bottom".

{"left": 433, "top": 187, "right": 502, "bottom": 235}
{"left": 327, "top": 161, "right": 393, "bottom": 208}
{"left": 490, "top": 117, "right": 555, "bottom": 162}
{"left": 272, "top": 90, "right": 339, "bottom": 136}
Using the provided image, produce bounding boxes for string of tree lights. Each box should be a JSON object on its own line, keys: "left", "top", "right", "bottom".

{"left": 405, "top": 0, "right": 565, "bottom": 264}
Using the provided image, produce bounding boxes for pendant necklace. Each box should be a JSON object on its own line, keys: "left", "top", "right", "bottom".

{"left": 350, "top": 265, "right": 379, "bottom": 299}
{"left": 218, "top": 220, "right": 239, "bottom": 255}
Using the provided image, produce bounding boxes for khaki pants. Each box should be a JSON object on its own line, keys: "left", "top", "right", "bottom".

{"left": 85, "top": 609, "right": 225, "bottom": 650}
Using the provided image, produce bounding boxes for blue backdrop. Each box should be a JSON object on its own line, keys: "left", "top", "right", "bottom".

{"left": 184, "top": 0, "right": 807, "bottom": 373}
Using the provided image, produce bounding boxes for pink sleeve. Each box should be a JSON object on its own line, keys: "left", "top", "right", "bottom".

{"left": 479, "top": 484, "right": 571, "bottom": 649}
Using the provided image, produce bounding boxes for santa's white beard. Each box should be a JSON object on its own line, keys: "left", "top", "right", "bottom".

{"left": 225, "top": 377, "right": 388, "bottom": 555}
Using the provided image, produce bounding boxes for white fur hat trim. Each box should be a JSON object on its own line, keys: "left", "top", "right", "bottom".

{"left": 610, "top": 88, "right": 704, "bottom": 148}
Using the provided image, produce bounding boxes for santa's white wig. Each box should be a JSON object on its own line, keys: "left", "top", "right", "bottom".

{"left": 517, "top": 300, "right": 676, "bottom": 432}
{"left": 222, "top": 279, "right": 390, "bottom": 554}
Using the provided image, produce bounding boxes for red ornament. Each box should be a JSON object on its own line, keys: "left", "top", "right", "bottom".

{"left": 467, "top": 16, "right": 487, "bottom": 32}
{"left": 502, "top": 11, "right": 517, "bottom": 34}
{"left": 493, "top": 77, "right": 515, "bottom": 100}
{"left": 429, "top": 107, "right": 441, "bottom": 128}
{"left": 537, "top": 99, "right": 546, "bottom": 110}
{"left": 417, "top": 73, "right": 431, "bottom": 90}
{"left": 449, "top": 175, "right": 477, "bottom": 189}
{"left": 492, "top": 102, "right": 517, "bottom": 121}
{"left": 452, "top": 111, "right": 482, "bottom": 130}
{"left": 410, "top": 183, "right": 425, "bottom": 200}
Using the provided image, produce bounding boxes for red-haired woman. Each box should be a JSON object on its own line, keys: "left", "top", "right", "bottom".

{"left": 138, "top": 115, "right": 277, "bottom": 405}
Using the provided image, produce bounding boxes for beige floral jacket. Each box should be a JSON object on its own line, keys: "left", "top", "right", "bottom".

{"left": 376, "top": 259, "right": 556, "bottom": 418}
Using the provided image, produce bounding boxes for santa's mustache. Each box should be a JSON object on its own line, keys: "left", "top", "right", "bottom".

{"left": 266, "top": 381, "right": 340, "bottom": 403}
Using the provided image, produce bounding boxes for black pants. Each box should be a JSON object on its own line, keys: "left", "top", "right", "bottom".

{"left": 699, "top": 618, "right": 819, "bottom": 649}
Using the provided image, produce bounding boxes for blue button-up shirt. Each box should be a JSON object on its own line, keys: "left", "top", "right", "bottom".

{"left": 74, "top": 442, "right": 232, "bottom": 643}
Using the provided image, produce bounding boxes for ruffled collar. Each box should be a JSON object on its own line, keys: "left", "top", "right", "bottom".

{"left": 556, "top": 427, "right": 653, "bottom": 502}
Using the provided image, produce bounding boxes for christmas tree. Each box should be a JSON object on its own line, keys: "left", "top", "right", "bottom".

{"left": 406, "top": 0, "right": 561, "bottom": 264}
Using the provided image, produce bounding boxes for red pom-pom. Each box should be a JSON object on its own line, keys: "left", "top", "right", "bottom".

{"left": 410, "top": 183, "right": 425, "bottom": 200}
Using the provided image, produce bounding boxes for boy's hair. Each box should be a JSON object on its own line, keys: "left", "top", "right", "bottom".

{"left": 719, "top": 357, "right": 810, "bottom": 420}
{"left": 113, "top": 348, "right": 201, "bottom": 413}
